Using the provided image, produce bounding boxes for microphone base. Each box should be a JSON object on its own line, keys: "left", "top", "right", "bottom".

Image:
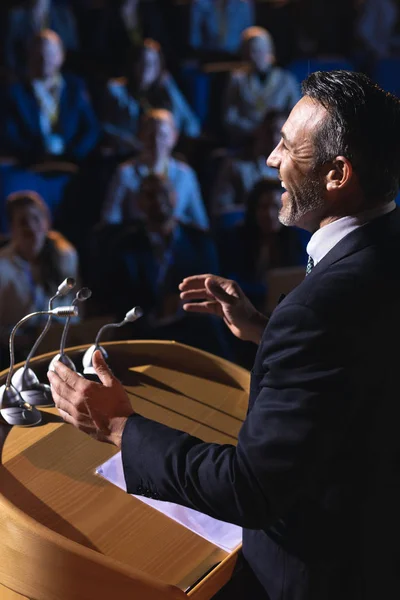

{"left": 49, "top": 353, "right": 77, "bottom": 373}
{"left": 20, "top": 385, "right": 54, "bottom": 408}
{"left": 0, "top": 405, "right": 42, "bottom": 427}
{"left": 0, "top": 385, "right": 42, "bottom": 426}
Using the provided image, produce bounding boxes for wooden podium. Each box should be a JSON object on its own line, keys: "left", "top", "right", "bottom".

{"left": 0, "top": 341, "right": 250, "bottom": 600}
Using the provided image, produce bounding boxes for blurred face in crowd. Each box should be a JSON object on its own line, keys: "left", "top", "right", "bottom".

{"left": 256, "top": 190, "right": 282, "bottom": 235}
{"left": 256, "top": 112, "right": 287, "bottom": 155}
{"left": 11, "top": 204, "right": 49, "bottom": 261}
{"left": 136, "top": 47, "right": 162, "bottom": 90}
{"left": 245, "top": 35, "right": 274, "bottom": 72}
{"left": 138, "top": 177, "right": 175, "bottom": 227}
{"left": 267, "top": 96, "right": 328, "bottom": 231}
{"left": 30, "top": 33, "right": 64, "bottom": 80}
{"left": 141, "top": 113, "right": 177, "bottom": 157}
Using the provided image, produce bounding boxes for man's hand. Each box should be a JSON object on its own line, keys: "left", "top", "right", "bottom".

{"left": 179, "top": 274, "right": 268, "bottom": 345}
{"left": 47, "top": 350, "right": 134, "bottom": 447}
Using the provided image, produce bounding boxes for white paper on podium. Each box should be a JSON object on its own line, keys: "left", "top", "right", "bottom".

{"left": 96, "top": 452, "right": 242, "bottom": 553}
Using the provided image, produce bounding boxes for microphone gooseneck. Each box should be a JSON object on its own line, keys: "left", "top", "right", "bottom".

{"left": 59, "top": 288, "right": 92, "bottom": 355}
{"left": 5, "top": 307, "right": 78, "bottom": 390}
{"left": 94, "top": 306, "right": 143, "bottom": 347}
{"left": 23, "top": 277, "right": 76, "bottom": 376}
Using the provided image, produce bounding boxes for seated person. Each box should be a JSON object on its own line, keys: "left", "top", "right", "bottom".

{"left": 217, "top": 179, "right": 304, "bottom": 310}
{"left": 189, "top": 0, "right": 255, "bottom": 58}
{"left": 0, "top": 190, "right": 78, "bottom": 367}
{"left": 224, "top": 26, "right": 300, "bottom": 145}
{"left": 5, "top": 0, "right": 79, "bottom": 77}
{"left": 2, "top": 30, "right": 99, "bottom": 165}
{"left": 97, "top": 173, "right": 229, "bottom": 357}
{"left": 211, "top": 109, "right": 286, "bottom": 214}
{"left": 102, "top": 38, "right": 201, "bottom": 155}
{"left": 356, "top": 0, "right": 398, "bottom": 61}
{"left": 102, "top": 109, "right": 209, "bottom": 230}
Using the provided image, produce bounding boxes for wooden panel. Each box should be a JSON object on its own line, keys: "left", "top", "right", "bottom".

{"left": 0, "top": 341, "right": 250, "bottom": 598}
{"left": 0, "top": 584, "right": 28, "bottom": 600}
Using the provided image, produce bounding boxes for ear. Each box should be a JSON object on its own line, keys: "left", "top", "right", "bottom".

{"left": 326, "top": 156, "right": 353, "bottom": 192}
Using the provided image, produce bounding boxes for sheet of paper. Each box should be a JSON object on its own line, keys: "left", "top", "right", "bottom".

{"left": 96, "top": 452, "right": 242, "bottom": 553}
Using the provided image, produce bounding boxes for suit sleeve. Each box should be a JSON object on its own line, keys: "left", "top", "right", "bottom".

{"left": 122, "top": 302, "right": 350, "bottom": 528}
{"left": 69, "top": 79, "right": 99, "bottom": 160}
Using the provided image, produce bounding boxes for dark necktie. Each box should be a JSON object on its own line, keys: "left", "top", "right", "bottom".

{"left": 306, "top": 255, "right": 314, "bottom": 276}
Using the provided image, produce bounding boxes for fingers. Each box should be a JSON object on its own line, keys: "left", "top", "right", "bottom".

{"left": 180, "top": 287, "right": 212, "bottom": 301}
{"left": 92, "top": 350, "right": 115, "bottom": 387}
{"left": 205, "top": 277, "right": 237, "bottom": 305}
{"left": 52, "top": 359, "right": 84, "bottom": 391}
{"left": 48, "top": 369, "right": 76, "bottom": 402}
{"left": 179, "top": 274, "right": 213, "bottom": 291}
{"left": 182, "top": 301, "right": 222, "bottom": 316}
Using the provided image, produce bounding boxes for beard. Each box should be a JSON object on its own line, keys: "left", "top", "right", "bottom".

{"left": 279, "top": 173, "right": 325, "bottom": 228}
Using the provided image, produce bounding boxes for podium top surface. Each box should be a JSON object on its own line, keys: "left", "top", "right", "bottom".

{"left": 0, "top": 340, "right": 250, "bottom": 598}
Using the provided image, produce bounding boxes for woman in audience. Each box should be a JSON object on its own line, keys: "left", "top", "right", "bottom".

{"left": 224, "top": 26, "right": 300, "bottom": 145}
{"left": 102, "top": 108, "right": 208, "bottom": 230}
{"left": 211, "top": 109, "right": 286, "bottom": 214}
{"left": 0, "top": 191, "right": 78, "bottom": 366}
{"left": 218, "top": 179, "right": 304, "bottom": 310}
{"left": 189, "top": 0, "right": 255, "bottom": 58}
{"left": 102, "top": 38, "right": 200, "bottom": 155}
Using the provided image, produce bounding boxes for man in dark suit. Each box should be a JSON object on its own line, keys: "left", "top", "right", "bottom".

{"left": 48, "top": 71, "right": 400, "bottom": 600}
{"left": 1, "top": 29, "right": 98, "bottom": 164}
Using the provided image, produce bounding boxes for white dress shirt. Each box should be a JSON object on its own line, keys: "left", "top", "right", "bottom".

{"left": 307, "top": 201, "right": 396, "bottom": 266}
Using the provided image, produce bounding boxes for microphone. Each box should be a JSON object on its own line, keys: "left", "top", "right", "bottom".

{"left": 11, "top": 277, "right": 76, "bottom": 407}
{"left": 48, "top": 288, "right": 92, "bottom": 373}
{"left": 82, "top": 306, "right": 143, "bottom": 375}
{"left": 0, "top": 306, "right": 78, "bottom": 427}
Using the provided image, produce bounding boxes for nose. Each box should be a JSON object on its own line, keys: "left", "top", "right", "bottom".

{"left": 266, "top": 141, "right": 281, "bottom": 170}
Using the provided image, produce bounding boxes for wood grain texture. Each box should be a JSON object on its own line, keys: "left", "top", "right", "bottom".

{"left": 0, "top": 341, "right": 250, "bottom": 599}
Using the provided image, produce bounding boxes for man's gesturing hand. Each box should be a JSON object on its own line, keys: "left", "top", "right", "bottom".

{"left": 47, "top": 350, "right": 134, "bottom": 447}
{"left": 179, "top": 274, "right": 268, "bottom": 345}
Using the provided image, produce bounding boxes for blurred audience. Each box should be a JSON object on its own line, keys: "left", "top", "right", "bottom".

{"left": 211, "top": 109, "right": 285, "bottom": 214}
{"left": 0, "top": 190, "right": 78, "bottom": 365}
{"left": 218, "top": 179, "right": 304, "bottom": 310}
{"left": 356, "top": 0, "right": 399, "bottom": 62}
{"left": 2, "top": 30, "right": 99, "bottom": 164}
{"left": 223, "top": 26, "right": 300, "bottom": 145}
{"left": 102, "top": 39, "right": 201, "bottom": 156}
{"left": 189, "top": 0, "right": 255, "bottom": 58}
{"left": 102, "top": 109, "right": 209, "bottom": 230}
{"left": 77, "top": 0, "right": 173, "bottom": 78}
{"left": 5, "top": 0, "right": 79, "bottom": 77}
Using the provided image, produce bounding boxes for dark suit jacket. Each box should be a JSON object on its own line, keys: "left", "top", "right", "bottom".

{"left": 121, "top": 207, "right": 400, "bottom": 600}
{"left": 2, "top": 74, "right": 99, "bottom": 163}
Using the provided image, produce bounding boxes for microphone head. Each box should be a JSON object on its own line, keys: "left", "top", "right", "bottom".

{"left": 124, "top": 306, "right": 144, "bottom": 323}
{"left": 51, "top": 306, "right": 79, "bottom": 317}
{"left": 57, "top": 277, "right": 76, "bottom": 296}
{"left": 76, "top": 287, "right": 92, "bottom": 302}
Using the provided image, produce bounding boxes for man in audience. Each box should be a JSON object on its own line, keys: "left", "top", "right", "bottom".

{"left": 0, "top": 190, "right": 78, "bottom": 368}
{"left": 189, "top": 0, "right": 255, "bottom": 58}
{"left": 224, "top": 26, "right": 300, "bottom": 145}
{"left": 211, "top": 109, "right": 286, "bottom": 214}
{"left": 5, "top": 0, "right": 79, "bottom": 77}
{"left": 2, "top": 30, "right": 99, "bottom": 165}
{"left": 102, "top": 108, "right": 209, "bottom": 230}
{"left": 49, "top": 71, "right": 400, "bottom": 600}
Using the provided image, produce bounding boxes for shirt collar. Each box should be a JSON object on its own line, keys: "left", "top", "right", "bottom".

{"left": 307, "top": 201, "right": 396, "bottom": 266}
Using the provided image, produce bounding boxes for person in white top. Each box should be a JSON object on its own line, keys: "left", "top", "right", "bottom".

{"left": 0, "top": 191, "right": 78, "bottom": 367}
{"left": 102, "top": 109, "right": 209, "bottom": 230}
{"left": 224, "top": 26, "right": 300, "bottom": 145}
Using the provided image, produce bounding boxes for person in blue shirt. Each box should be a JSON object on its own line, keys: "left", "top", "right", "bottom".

{"left": 102, "top": 108, "right": 209, "bottom": 230}
{"left": 1, "top": 30, "right": 99, "bottom": 165}
{"left": 189, "top": 0, "right": 255, "bottom": 57}
{"left": 102, "top": 39, "right": 201, "bottom": 156}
